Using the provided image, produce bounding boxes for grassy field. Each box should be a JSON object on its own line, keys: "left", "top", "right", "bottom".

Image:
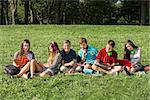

{"left": 0, "top": 25, "right": 150, "bottom": 100}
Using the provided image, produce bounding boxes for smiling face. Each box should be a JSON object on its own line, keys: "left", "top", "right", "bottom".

{"left": 63, "top": 43, "right": 70, "bottom": 52}
{"left": 23, "top": 42, "right": 30, "bottom": 52}
{"left": 106, "top": 44, "right": 113, "bottom": 52}
{"left": 126, "top": 43, "right": 134, "bottom": 51}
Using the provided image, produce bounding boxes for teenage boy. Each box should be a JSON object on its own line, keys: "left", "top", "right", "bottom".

{"left": 78, "top": 37, "right": 98, "bottom": 71}
{"left": 60, "top": 40, "right": 77, "bottom": 73}
{"left": 92, "top": 40, "right": 122, "bottom": 74}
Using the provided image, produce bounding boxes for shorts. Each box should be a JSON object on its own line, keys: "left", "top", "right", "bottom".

{"left": 133, "top": 63, "right": 144, "bottom": 72}
{"left": 44, "top": 67, "right": 58, "bottom": 75}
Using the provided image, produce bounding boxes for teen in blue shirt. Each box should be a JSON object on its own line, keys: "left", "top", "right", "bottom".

{"left": 78, "top": 38, "right": 98, "bottom": 69}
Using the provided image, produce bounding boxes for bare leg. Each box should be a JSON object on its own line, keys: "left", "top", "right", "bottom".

{"left": 39, "top": 71, "right": 51, "bottom": 77}
{"left": 109, "top": 66, "right": 123, "bottom": 74}
{"left": 60, "top": 66, "right": 70, "bottom": 73}
{"left": 126, "top": 66, "right": 131, "bottom": 72}
{"left": 22, "top": 74, "right": 28, "bottom": 79}
{"left": 144, "top": 66, "right": 150, "bottom": 71}
{"left": 30, "top": 59, "right": 43, "bottom": 78}
{"left": 17, "top": 62, "right": 30, "bottom": 77}
{"left": 84, "top": 64, "right": 92, "bottom": 69}
{"left": 130, "top": 67, "right": 135, "bottom": 73}
{"left": 92, "top": 64, "right": 109, "bottom": 74}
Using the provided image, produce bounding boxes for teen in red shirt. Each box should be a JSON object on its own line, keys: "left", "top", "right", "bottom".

{"left": 96, "top": 48, "right": 117, "bottom": 66}
{"left": 92, "top": 40, "right": 123, "bottom": 74}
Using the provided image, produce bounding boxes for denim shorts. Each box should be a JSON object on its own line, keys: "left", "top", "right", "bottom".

{"left": 134, "top": 63, "right": 144, "bottom": 72}
{"left": 45, "top": 67, "right": 59, "bottom": 75}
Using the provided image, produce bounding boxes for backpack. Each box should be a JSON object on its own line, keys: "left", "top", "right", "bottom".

{"left": 4, "top": 65, "right": 20, "bottom": 75}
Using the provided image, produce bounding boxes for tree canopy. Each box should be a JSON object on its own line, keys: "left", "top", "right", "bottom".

{"left": 0, "top": 0, "right": 149, "bottom": 25}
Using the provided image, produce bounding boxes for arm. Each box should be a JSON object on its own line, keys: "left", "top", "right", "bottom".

{"left": 48, "top": 54, "right": 62, "bottom": 69}
{"left": 110, "top": 51, "right": 118, "bottom": 67}
{"left": 13, "top": 51, "right": 20, "bottom": 67}
{"left": 132, "top": 48, "right": 141, "bottom": 66}
{"left": 64, "top": 60, "right": 75, "bottom": 67}
{"left": 94, "top": 59, "right": 100, "bottom": 65}
{"left": 78, "top": 49, "right": 86, "bottom": 63}
{"left": 110, "top": 63, "right": 116, "bottom": 67}
{"left": 81, "top": 50, "right": 86, "bottom": 62}
{"left": 95, "top": 50, "right": 101, "bottom": 64}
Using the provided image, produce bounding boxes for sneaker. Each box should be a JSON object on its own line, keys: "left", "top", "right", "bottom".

{"left": 27, "top": 72, "right": 31, "bottom": 79}
{"left": 92, "top": 73, "right": 103, "bottom": 76}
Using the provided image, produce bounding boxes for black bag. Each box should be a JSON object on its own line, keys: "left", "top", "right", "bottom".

{"left": 4, "top": 65, "right": 20, "bottom": 75}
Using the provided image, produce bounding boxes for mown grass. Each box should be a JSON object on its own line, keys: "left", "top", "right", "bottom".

{"left": 0, "top": 25, "right": 150, "bottom": 100}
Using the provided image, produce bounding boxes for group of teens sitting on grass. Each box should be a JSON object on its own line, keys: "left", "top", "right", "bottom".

{"left": 12, "top": 38, "right": 150, "bottom": 79}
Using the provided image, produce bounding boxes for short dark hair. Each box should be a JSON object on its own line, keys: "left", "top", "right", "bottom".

{"left": 108, "top": 40, "right": 115, "bottom": 48}
{"left": 79, "top": 37, "right": 87, "bottom": 44}
{"left": 63, "top": 40, "right": 71, "bottom": 45}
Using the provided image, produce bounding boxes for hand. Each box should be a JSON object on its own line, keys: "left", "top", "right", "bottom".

{"left": 131, "top": 64, "right": 134, "bottom": 68}
{"left": 108, "top": 67, "right": 112, "bottom": 70}
{"left": 130, "top": 67, "right": 135, "bottom": 73}
{"left": 94, "top": 60, "right": 99, "bottom": 65}
{"left": 106, "top": 63, "right": 111, "bottom": 67}
{"left": 68, "top": 68, "right": 75, "bottom": 73}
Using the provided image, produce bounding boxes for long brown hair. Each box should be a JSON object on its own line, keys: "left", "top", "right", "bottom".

{"left": 19, "top": 39, "right": 30, "bottom": 56}
{"left": 124, "top": 40, "right": 138, "bottom": 60}
{"left": 48, "top": 41, "right": 59, "bottom": 64}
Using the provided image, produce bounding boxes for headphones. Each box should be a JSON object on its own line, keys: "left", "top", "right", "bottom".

{"left": 130, "top": 49, "right": 136, "bottom": 55}
{"left": 107, "top": 51, "right": 112, "bottom": 56}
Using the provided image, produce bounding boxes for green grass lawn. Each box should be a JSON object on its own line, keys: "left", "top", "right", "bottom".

{"left": 0, "top": 25, "right": 150, "bottom": 100}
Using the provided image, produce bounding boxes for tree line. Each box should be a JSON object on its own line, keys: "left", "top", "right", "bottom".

{"left": 0, "top": 0, "right": 149, "bottom": 25}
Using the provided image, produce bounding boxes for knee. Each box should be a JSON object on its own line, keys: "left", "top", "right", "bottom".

{"left": 27, "top": 61, "right": 31, "bottom": 64}
{"left": 39, "top": 71, "right": 47, "bottom": 77}
{"left": 91, "top": 64, "right": 97, "bottom": 70}
{"left": 25, "top": 61, "right": 31, "bottom": 66}
{"left": 31, "top": 59, "right": 36, "bottom": 63}
{"left": 85, "top": 64, "right": 91, "bottom": 69}
{"left": 75, "top": 66, "right": 82, "bottom": 72}
{"left": 60, "top": 66, "right": 67, "bottom": 72}
{"left": 117, "top": 66, "right": 123, "bottom": 71}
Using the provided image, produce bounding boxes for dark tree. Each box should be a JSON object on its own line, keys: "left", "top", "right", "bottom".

{"left": 1, "top": 0, "right": 4, "bottom": 24}
{"left": 24, "top": 0, "right": 29, "bottom": 24}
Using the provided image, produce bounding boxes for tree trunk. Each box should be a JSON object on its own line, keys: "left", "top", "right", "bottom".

{"left": 1, "top": 0, "right": 4, "bottom": 25}
{"left": 11, "top": 0, "right": 17, "bottom": 25}
{"left": 6, "top": 0, "right": 9, "bottom": 25}
{"left": 29, "top": 0, "right": 33, "bottom": 23}
{"left": 12, "top": 9, "right": 15, "bottom": 25}
{"left": 2, "top": 0, "right": 9, "bottom": 25}
{"left": 141, "top": 1, "right": 146, "bottom": 25}
{"left": 24, "top": 0, "right": 29, "bottom": 24}
{"left": 148, "top": 1, "right": 150, "bottom": 25}
{"left": 56, "top": 0, "right": 61, "bottom": 24}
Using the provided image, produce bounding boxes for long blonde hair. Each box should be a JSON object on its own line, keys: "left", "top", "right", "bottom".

{"left": 48, "top": 41, "right": 59, "bottom": 65}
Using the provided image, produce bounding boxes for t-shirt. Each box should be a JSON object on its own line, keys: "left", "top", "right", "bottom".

{"left": 78, "top": 45, "right": 98, "bottom": 64}
{"left": 13, "top": 50, "right": 35, "bottom": 60}
{"left": 13, "top": 50, "right": 35, "bottom": 67}
{"left": 130, "top": 48, "right": 141, "bottom": 64}
{"left": 96, "top": 48, "right": 117, "bottom": 65}
{"left": 60, "top": 49, "right": 77, "bottom": 63}
{"left": 48, "top": 53, "right": 62, "bottom": 69}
